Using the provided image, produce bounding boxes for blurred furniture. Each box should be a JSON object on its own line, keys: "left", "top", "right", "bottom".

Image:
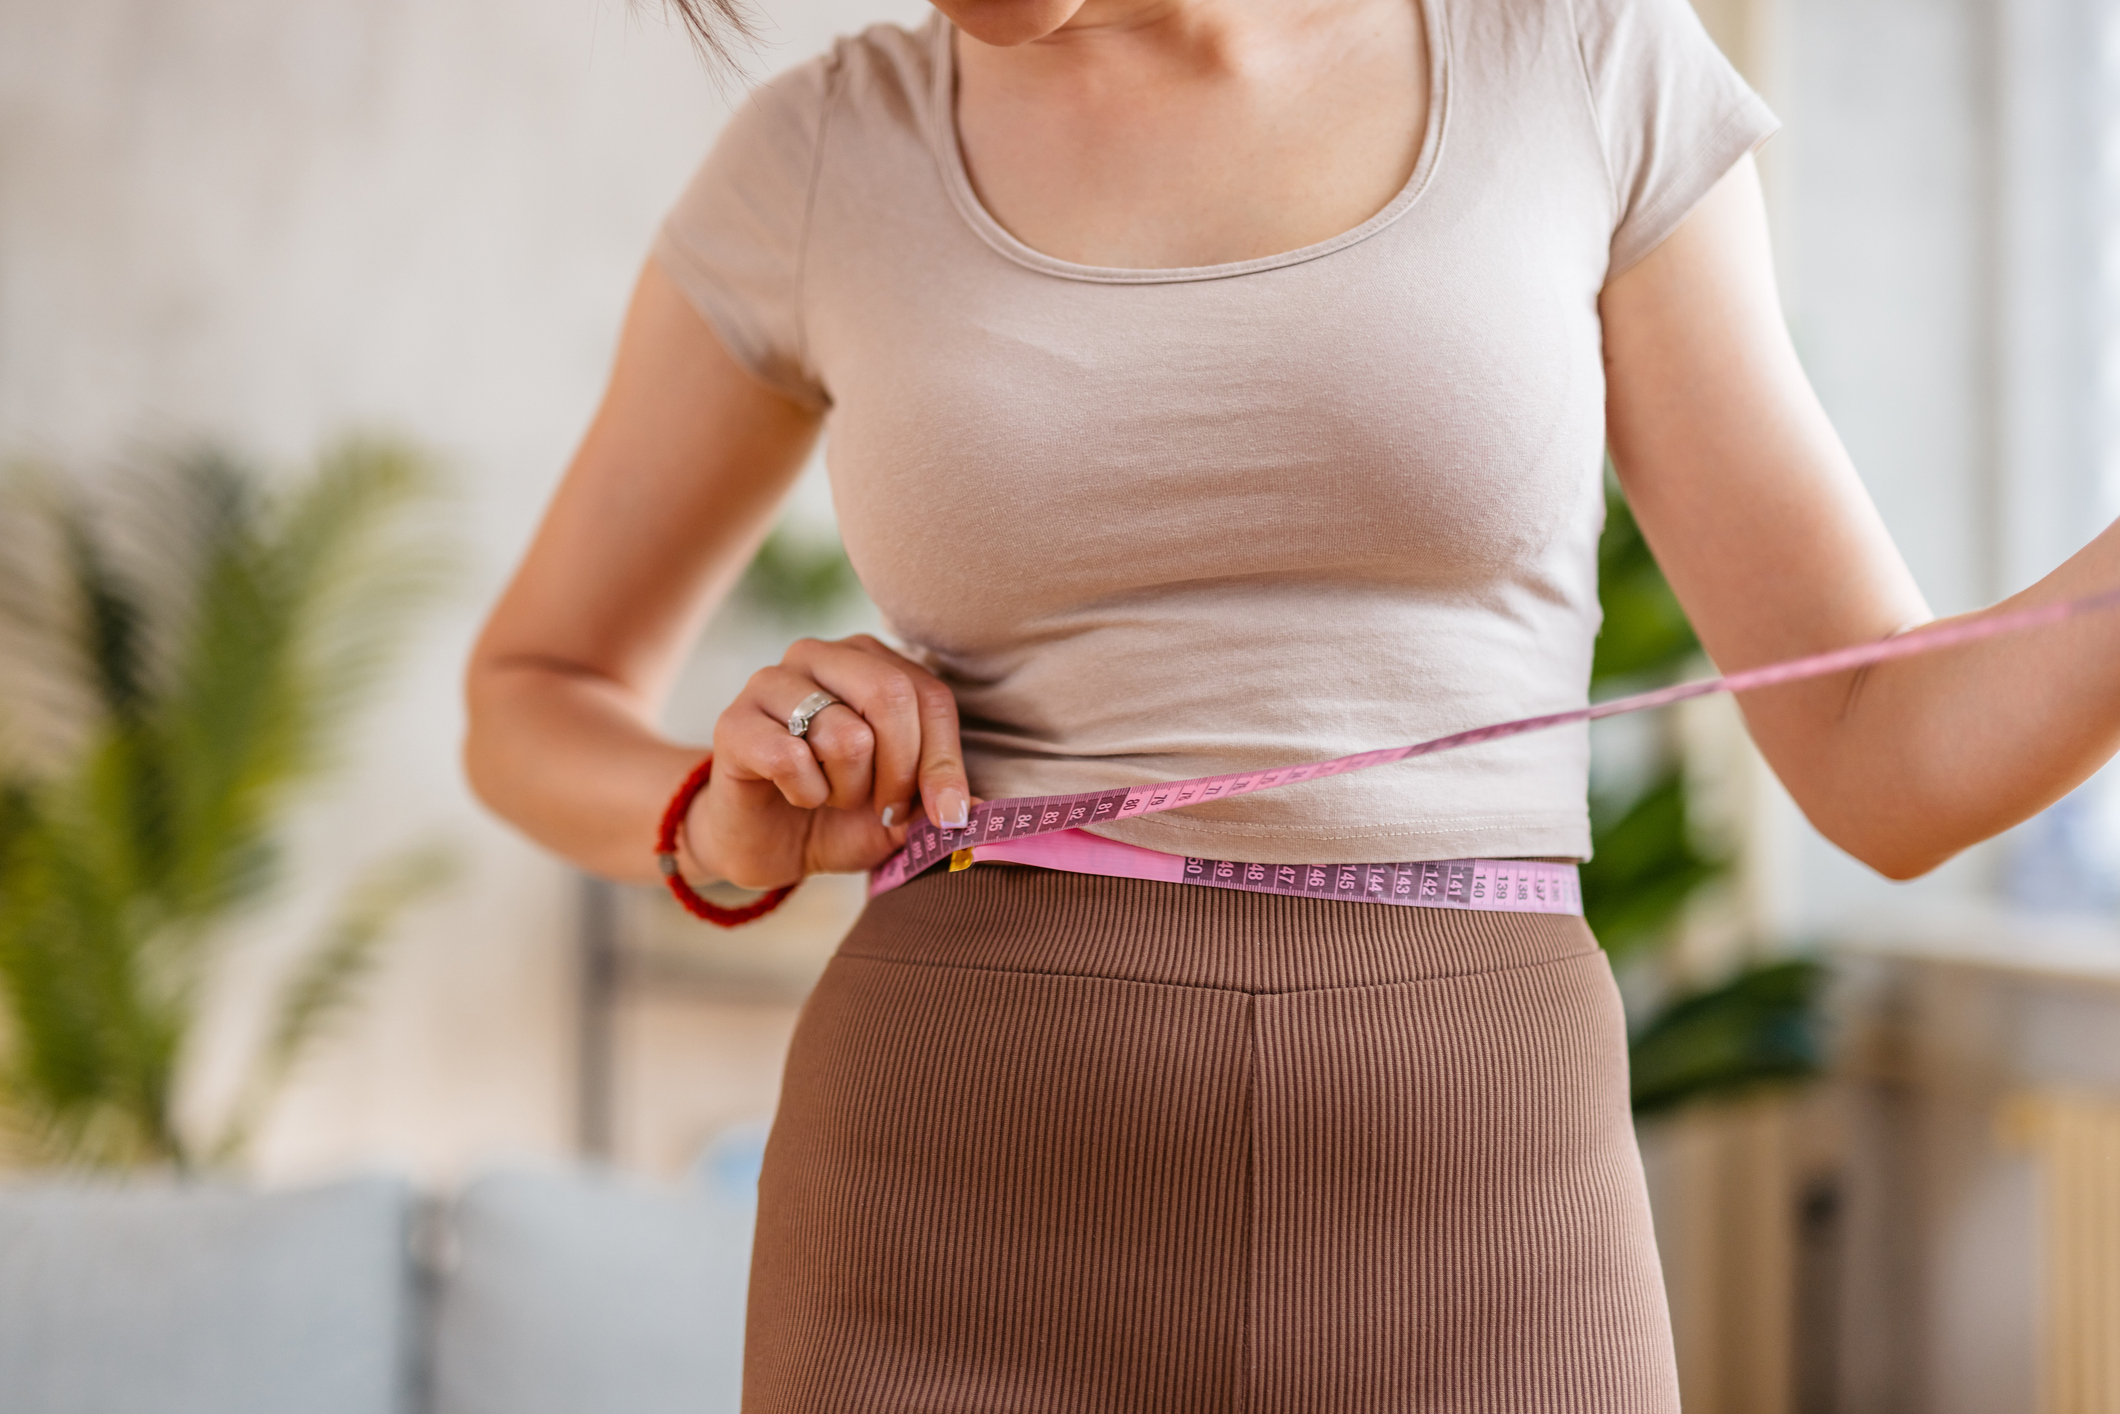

{"left": 574, "top": 873, "right": 862, "bottom": 1159}
{"left": 1828, "top": 923, "right": 2120, "bottom": 1414}
{"left": 1642, "top": 920, "right": 2120, "bottom": 1414}
{"left": 2003, "top": 1092, "right": 2120, "bottom": 1414}
{"left": 1846, "top": 926, "right": 2120, "bottom": 1414}
{"left": 0, "top": 1166, "right": 757, "bottom": 1414}
{"left": 0, "top": 1177, "right": 415, "bottom": 1414}
{"left": 430, "top": 1169, "right": 751, "bottom": 1414}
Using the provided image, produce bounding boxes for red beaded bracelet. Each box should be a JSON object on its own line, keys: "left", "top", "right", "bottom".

{"left": 655, "top": 756, "right": 797, "bottom": 926}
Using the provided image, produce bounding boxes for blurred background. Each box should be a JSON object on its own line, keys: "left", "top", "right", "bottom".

{"left": 3, "top": 0, "right": 2120, "bottom": 1411}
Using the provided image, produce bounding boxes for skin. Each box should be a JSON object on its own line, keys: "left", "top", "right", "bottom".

{"left": 465, "top": 0, "right": 2120, "bottom": 891}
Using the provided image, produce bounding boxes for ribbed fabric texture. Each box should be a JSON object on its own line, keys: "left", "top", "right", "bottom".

{"left": 744, "top": 866, "right": 1679, "bottom": 1413}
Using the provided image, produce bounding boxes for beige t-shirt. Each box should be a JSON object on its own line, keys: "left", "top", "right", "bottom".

{"left": 654, "top": 0, "right": 1776, "bottom": 865}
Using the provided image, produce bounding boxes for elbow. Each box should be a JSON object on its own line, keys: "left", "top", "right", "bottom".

{"left": 1863, "top": 848, "right": 1952, "bottom": 883}
{"left": 460, "top": 729, "right": 499, "bottom": 819}
{"left": 459, "top": 657, "right": 507, "bottom": 818}
{"left": 1780, "top": 738, "right": 2029, "bottom": 883}
{"left": 1816, "top": 813, "right": 1961, "bottom": 882}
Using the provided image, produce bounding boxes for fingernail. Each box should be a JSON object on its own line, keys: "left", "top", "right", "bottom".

{"left": 880, "top": 804, "right": 898, "bottom": 828}
{"left": 937, "top": 789, "right": 969, "bottom": 830}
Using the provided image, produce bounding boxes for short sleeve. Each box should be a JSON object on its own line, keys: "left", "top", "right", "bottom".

{"left": 652, "top": 55, "right": 836, "bottom": 411}
{"left": 1573, "top": 0, "right": 1780, "bottom": 278}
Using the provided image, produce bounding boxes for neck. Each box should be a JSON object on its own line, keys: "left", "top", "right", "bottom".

{"left": 948, "top": 0, "right": 1327, "bottom": 87}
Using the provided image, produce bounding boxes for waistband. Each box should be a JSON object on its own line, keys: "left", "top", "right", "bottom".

{"left": 839, "top": 864, "right": 1601, "bottom": 995}
{"left": 927, "top": 827, "right": 1581, "bottom": 915}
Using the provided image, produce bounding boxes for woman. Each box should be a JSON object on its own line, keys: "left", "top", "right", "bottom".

{"left": 464, "top": 0, "right": 2120, "bottom": 1407}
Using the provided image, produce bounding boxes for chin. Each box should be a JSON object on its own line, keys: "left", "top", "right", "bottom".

{"left": 932, "top": 0, "right": 1090, "bottom": 47}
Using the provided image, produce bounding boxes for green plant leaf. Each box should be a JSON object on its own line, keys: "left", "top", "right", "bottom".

{"left": 1628, "top": 959, "right": 1828, "bottom": 1117}
{"left": 210, "top": 845, "right": 456, "bottom": 1164}
{"left": 738, "top": 526, "right": 864, "bottom": 625}
{"left": 1586, "top": 484, "right": 1729, "bottom": 972}
{"left": 153, "top": 441, "right": 451, "bottom": 927}
{"left": 0, "top": 438, "right": 453, "bottom": 1171}
{"left": 0, "top": 780, "right": 186, "bottom": 1167}
{"left": 1592, "top": 490, "right": 1700, "bottom": 690}
{"left": 1581, "top": 772, "right": 1728, "bottom": 965}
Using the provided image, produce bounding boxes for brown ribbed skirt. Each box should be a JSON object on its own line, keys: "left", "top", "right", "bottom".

{"left": 743, "top": 866, "right": 1678, "bottom": 1412}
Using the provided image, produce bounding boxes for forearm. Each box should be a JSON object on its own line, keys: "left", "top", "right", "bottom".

{"left": 464, "top": 659, "right": 707, "bottom": 884}
{"left": 1751, "top": 522, "right": 2120, "bottom": 878}
{"left": 460, "top": 259, "right": 821, "bottom": 883}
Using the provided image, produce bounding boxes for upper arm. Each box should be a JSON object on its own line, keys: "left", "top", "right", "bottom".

{"left": 1599, "top": 154, "right": 1927, "bottom": 758}
{"left": 470, "top": 257, "right": 821, "bottom": 704}
{"left": 469, "top": 52, "right": 839, "bottom": 708}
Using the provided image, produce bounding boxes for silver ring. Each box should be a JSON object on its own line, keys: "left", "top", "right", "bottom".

{"left": 786, "top": 689, "right": 841, "bottom": 739}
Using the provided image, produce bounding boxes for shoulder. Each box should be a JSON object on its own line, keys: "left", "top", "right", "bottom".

{"left": 1563, "top": 0, "right": 1735, "bottom": 83}
{"left": 830, "top": 17, "right": 941, "bottom": 93}
{"left": 1440, "top": 0, "right": 1718, "bottom": 65}
{"left": 1440, "top": 0, "right": 1629, "bottom": 92}
{"left": 732, "top": 18, "right": 939, "bottom": 144}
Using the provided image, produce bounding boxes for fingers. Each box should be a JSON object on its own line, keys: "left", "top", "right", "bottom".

{"left": 713, "top": 669, "right": 835, "bottom": 810}
{"left": 752, "top": 666, "right": 878, "bottom": 809}
{"left": 816, "top": 635, "right": 972, "bottom": 830}
{"left": 783, "top": 638, "right": 927, "bottom": 822}
{"left": 713, "top": 636, "right": 972, "bottom": 836}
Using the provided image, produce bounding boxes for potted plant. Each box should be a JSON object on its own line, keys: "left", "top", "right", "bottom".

{"left": 0, "top": 438, "right": 454, "bottom": 1171}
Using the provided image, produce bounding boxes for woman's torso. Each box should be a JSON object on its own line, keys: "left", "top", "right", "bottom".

{"left": 653, "top": 0, "right": 1774, "bottom": 865}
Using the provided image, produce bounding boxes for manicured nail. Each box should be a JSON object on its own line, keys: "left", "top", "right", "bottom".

{"left": 937, "top": 789, "right": 969, "bottom": 830}
{"left": 880, "top": 804, "right": 898, "bottom": 828}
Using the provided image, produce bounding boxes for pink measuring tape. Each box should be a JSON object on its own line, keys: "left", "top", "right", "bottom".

{"left": 868, "top": 587, "right": 2120, "bottom": 914}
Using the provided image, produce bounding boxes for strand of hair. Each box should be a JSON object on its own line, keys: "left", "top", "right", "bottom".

{"left": 657, "top": 0, "right": 761, "bottom": 75}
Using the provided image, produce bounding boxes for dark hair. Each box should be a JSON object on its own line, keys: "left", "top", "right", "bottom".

{"left": 662, "top": 0, "right": 759, "bottom": 71}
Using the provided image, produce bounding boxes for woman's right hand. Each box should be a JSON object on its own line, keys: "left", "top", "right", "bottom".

{"left": 689, "top": 634, "right": 973, "bottom": 890}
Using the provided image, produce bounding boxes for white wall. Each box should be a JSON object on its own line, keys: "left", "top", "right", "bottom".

{"left": 0, "top": 0, "right": 922, "bottom": 1183}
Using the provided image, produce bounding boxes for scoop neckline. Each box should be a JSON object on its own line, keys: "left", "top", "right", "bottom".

{"left": 925, "top": 1, "right": 1451, "bottom": 286}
